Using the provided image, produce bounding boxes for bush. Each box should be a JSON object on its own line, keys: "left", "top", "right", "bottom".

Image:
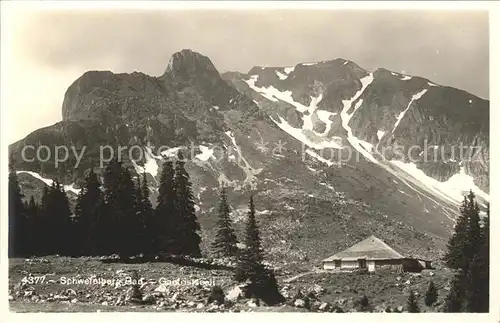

{"left": 207, "top": 285, "right": 225, "bottom": 305}
{"left": 357, "top": 295, "right": 372, "bottom": 312}
{"left": 425, "top": 281, "right": 438, "bottom": 306}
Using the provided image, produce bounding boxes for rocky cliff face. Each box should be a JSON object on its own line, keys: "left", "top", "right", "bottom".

{"left": 8, "top": 50, "right": 490, "bottom": 264}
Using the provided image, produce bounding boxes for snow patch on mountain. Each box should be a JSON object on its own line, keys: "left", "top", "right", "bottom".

{"left": 271, "top": 115, "right": 342, "bottom": 150}
{"left": 195, "top": 145, "right": 214, "bottom": 161}
{"left": 428, "top": 82, "right": 439, "bottom": 87}
{"left": 144, "top": 147, "right": 159, "bottom": 176}
{"left": 302, "top": 94, "right": 323, "bottom": 130}
{"left": 275, "top": 70, "right": 288, "bottom": 80}
{"left": 160, "top": 147, "right": 183, "bottom": 158}
{"left": 305, "top": 149, "right": 336, "bottom": 166}
{"left": 225, "top": 131, "right": 262, "bottom": 188}
{"left": 359, "top": 140, "right": 374, "bottom": 152}
{"left": 302, "top": 62, "right": 317, "bottom": 66}
{"left": 283, "top": 66, "right": 295, "bottom": 74}
{"left": 246, "top": 75, "right": 315, "bottom": 113}
{"left": 131, "top": 147, "right": 159, "bottom": 179}
{"left": 390, "top": 161, "right": 489, "bottom": 205}
{"left": 319, "top": 182, "right": 336, "bottom": 191}
{"left": 392, "top": 88, "right": 428, "bottom": 134}
{"left": 401, "top": 75, "right": 412, "bottom": 81}
{"left": 377, "top": 130, "right": 386, "bottom": 140}
{"left": 340, "top": 73, "right": 379, "bottom": 164}
{"left": 317, "top": 110, "right": 337, "bottom": 136}
{"left": 16, "top": 171, "right": 81, "bottom": 195}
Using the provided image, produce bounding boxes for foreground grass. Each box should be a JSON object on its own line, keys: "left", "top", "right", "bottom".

{"left": 9, "top": 256, "right": 454, "bottom": 312}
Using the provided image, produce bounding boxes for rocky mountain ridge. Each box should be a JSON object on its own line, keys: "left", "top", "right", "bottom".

{"left": 8, "top": 49, "right": 490, "bottom": 265}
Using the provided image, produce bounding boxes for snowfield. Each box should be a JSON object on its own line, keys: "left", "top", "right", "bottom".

{"left": 340, "top": 73, "right": 379, "bottom": 164}
{"left": 392, "top": 88, "right": 428, "bottom": 134}
{"left": 271, "top": 115, "right": 343, "bottom": 150}
{"left": 195, "top": 145, "right": 214, "bottom": 162}
{"left": 275, "top": 70, "right": 288, "bottom": 80}
{"left": 390, "top": 161, "right": 489, "bottom": 205}
{"left": 16, "top": 171, "right": 81, "bottom": 195}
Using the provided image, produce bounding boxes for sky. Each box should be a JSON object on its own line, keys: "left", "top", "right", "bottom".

{"left": 1, "top": 8, "right": 489, "bottom": 143}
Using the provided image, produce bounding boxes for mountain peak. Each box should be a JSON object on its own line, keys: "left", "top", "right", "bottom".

{"left": 164, "top": 49, "right": 219, "bottom": 78}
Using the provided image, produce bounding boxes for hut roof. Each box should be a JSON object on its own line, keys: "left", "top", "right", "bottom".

{"left": 322, "top": 236, "right": 405, "bottom": 262}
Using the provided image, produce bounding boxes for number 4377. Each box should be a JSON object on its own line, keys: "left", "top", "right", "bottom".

{"left": 21, "top": 276, "right": 46, "bottom": 284}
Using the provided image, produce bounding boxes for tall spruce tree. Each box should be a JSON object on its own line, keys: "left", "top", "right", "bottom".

{"left": 444, "top": 271, "right": 465, "bottom": 312}
{"left": 235, "top": 195, "right": 264, "bottom": 283}
{"left": 42, "top": 180, "right": 73, "bottom": 255}
{"left": 138, "top": 172, "right": 155, "bottom": 257}
{"left": 103, "top": 159, "right": 141, "bottom": 259}
{"left": 234, "top": 196, "right": 284, "bottom": 305}
{"left": 155, "top": 159, "right": 177, "bottom": 255}
{"left": 464, "top": 206, "right": 489, "bottom": 312}
{"left": 174, "top": 151, "right": 201, "bottom": 257}
{"left": 24, "top": 196, "right": 41, "bottom": 255}
{"left": 424, "top": 280, "right": 438, "bottom": 307}
{"left": 212, "top": 187, "right": 238, "bottom": 257}
{"left": 8, "top": 160, "right": 27, "bottom": 257}
{"left": 75, "top": 168, "right": 105, "bottom": 255}
{"left": 407, "top": 290, "right": 420, "bottom": 313}
{"left": 444, "top": 191, "right": 481, "bottom": 271}
{"left": 37, "top": 185, "right": 51, "bottom": 255}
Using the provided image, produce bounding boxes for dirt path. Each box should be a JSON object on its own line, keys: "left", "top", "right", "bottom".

{"left": 283, "top": 268, "right": 327, "bottom": 283}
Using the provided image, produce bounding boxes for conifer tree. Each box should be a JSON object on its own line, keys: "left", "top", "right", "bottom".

{"left": 75, "top": 168, "right": 105, "bottom": 255}
{"left": 24, "top": 196, "right": 41, "bottom": 255}
{"left": 235, "top": 196, "right": 284, "bottom": 305}
{"left": 358, "top": 295, "right": 372, "bottom": 312}
{"left": 235, "top": 195, "right": 263, "bottom": 283}
{"left": 103, "top": 159, "right": 141, "bottom": 259}
{"left": 38, "top": 185, "right": 51, "bottom": 255}
{"left": 42, "top": 180, "right": 73, "bottom": 255}
{"left": 155, "top": 159, "right": 177, "bottom": 254}
{"left": 174, "top": 151, "right": 201, "bottom": 257}
{"left": 138, "top": 172, "right": 155, "bottom": 257}
{"left": 444, "top": 272, "right": 465, "bottom": 312}
{"left": 444, "top": 191, "right": 481, "bottom": 271}
{"left": 8, "top": 161, "right": 27, "bottom": 257}
{"left": 424, "top": 280, "right": 438, "bottom": 307}
{"left": 212, "top": 187, "right": 238, "bottom": 257}
{"left": 464, "top": 207, "right": 489, "bottom": 312}
{"left": 407, "top": 290, "right": 420, "bottom": 313}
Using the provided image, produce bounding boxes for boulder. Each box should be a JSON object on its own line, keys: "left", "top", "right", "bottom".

{"left": 226, "top": 285, "right": 244, "bottom": 302}
{"left": 311, "top": 284, "right": 325, "bottom": 295}
{"left": 247, "top": 299, "right": 259, "bottom": 307}
{"left": 206, "top": 303, "right": 220, "bottom": 312}
{"left": 155, "top": 284, "right": 170, "bottom": 293}
{"left": 65, "top": 289, "right": 77, "bottom": 296}
{"left": 294, "top": 299, "right": 306, "bottom": 308}
{"left": 319, "top": 302, "right": 331, "bottom": 311}
{"left": 170, "top": 292, "right": 179, "bottom": 302}
{"left": 142, "top": 294, "right": 156, "bottom": 304}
